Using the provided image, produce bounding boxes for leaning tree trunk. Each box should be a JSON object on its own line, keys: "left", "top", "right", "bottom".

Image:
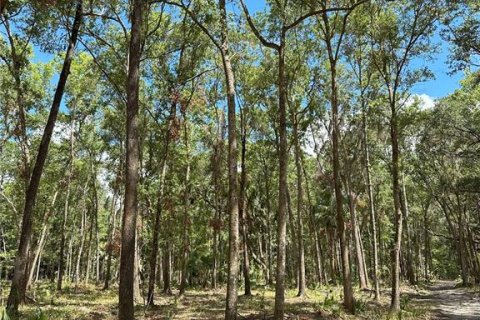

{"left": 6, "top": 1, "right": 83, "bottom": 313}
{"left": 118, "top": 0, "right": 142, "bottom": 318}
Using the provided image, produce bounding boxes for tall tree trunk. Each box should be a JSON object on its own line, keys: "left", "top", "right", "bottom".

{"left": 389, "top": 97, "right": 403, "bottom": 312}
{"left": 274, "top": 39, "right": 289, "bottom": 320}
{"left": 211, "top": 111, "right": 224, "bottom": 290}
{"left": 58, "top": 105, "right": 76, "bottom": 291}
{"left": 179, "top": 117, "right": 191, "bottom": 296}
{"left": 292, "top": 115, "right": 306, "bottom": 297}
{"left": 239, "top": 109, "right": 251, "bottom": 296}
{"left": 75, "top": 189, "right": 88, "bottom": 287}
{"left": 362, "top": 107, "right": 380, "bottom": 301}
{"left": 346, "top": 182, "right": 369, "bottom": 290}
{"left": 118, "top": 0, "right": 142, "bottom": 318}
{"left": 104, "top": 195, "right": 118, "bottom": 290}
{"left": 6, "top": 1, "right": 82, "bottom": 313}
{"left": 326, "top": 46, "right": 354, "bottom": 314}
{"left": 220, "top": 1, "right": 240, "bottom": 319}
{"left": 27, "top": 191, "right": 59, "bottom": 289}
{"left": 400, "top": 176, "right": 416, "bottom": 285}
{"left": 146, "top": 99, "right": 174, "bottom": 305}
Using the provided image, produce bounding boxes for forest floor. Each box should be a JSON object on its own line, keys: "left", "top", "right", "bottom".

{"left": 0, "top": 280, "right": 478, "bottom": 319}
{"left": 407, "top": 280, "right": 480, "bottom": 319}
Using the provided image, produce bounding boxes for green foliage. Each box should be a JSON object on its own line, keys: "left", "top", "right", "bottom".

{"left": 0, "top": 308, "right": 10, "bottom": 320}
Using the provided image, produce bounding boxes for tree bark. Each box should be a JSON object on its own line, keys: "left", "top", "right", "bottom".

{"left": 219, "top": 1, "right": 240, "bottom": 319}
{"left": 400, "top": 176, "right": 416, "bottom": 285}
{"left": 274, "top": 39, "right": 289, "bottom": 320}
{"left": 179, "top": 116, "right": 191, "bottom": 295}
{"left": 389, "top": 96, "right": 403, "bottom": 312}
{"left": 362, "top": 107, "right": 380, "bottom": 301}
{"left": 103, "top": 194, "right": 118, "bottom": 290}
{"left": 292, "top": 115, "right": 306, "bottom": 297}
{"left": 6, "top": 1, "right": 82, "bottom": 313}
{"left": 239, "top": 110, "right": 251, "bottom": 296}
{"left": 118, "top": 0, "right": 142, "bottom": 318}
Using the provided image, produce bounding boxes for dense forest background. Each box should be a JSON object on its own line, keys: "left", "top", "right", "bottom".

{"left": 0, "top": 0, "right": 479, "bottom": 319}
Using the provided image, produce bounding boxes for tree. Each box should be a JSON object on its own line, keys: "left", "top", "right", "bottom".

{"left": 118, "top": 0, "right": 142, "bottom": 318}
{"left": 369, "top": 0, "right": 442, "bottom": 311}
{"left": 6, "top": 0, "right": 83, "bottom": 313}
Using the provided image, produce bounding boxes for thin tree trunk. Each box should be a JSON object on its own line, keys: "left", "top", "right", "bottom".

{"left": 389, "top": 96, "right": 403, "bottom": 312}
{"left": 27, "top": 190, "right": 58, "bottom": 289}
{"left": 292, "top": 115, "right": 306, "bottom": 297}
{"left": 146, "top": 99, "right": 174, "bottom": 304}
{"left": 400, "top": 176, "right": 416, "bottom": 285}
{"left": 239, "top": 109, "right": 251, "bottom": 296}
{"left": 362, "top": 107, "right": 380, "bottom": 301}
{"left": 6, "top": 1, "right": 82, "bottom": 312}
{"left": 103, "top": 195, "right": 117, "bottom": 290}
{"left": 179, "top": 117, "right": 191, "bottom": 296}
{"left": 346, "top": 184, "right": 369, "bottom": 290}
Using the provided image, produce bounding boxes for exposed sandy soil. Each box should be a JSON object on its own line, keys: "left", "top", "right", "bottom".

{"left": 409, "top": 280, "right": 480, "bottom": 319}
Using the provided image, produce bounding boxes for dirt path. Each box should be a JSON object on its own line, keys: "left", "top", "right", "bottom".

{"left": 409, "top": 280, "right": 480, "bottom": 319}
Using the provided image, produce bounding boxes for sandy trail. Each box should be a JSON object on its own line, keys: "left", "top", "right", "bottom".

{"left": 409, "top": 280, "right": 480, "bottom": 319}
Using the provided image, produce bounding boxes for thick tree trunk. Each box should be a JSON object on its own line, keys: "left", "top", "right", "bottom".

{"left": 6, "top": 1, "right": 82, "bottom": 313}
{"left": 118, "top": 0, "right": 142, "bottom": 318}
{"left": 220, "top": 1, "right": 240, "bottom": 318}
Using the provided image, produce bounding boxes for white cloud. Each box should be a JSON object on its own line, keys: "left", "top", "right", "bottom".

{"left": 406, "top": 94, "right": 436, "bottom": 110}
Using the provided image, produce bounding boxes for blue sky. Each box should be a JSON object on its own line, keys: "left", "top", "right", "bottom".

{"left": 32, "top": 0, "right": 462, "bottom": 101}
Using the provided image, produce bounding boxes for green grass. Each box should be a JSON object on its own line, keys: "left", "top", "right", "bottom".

{"left": 0, "top": 281, "right": 433, "bottom": 319}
